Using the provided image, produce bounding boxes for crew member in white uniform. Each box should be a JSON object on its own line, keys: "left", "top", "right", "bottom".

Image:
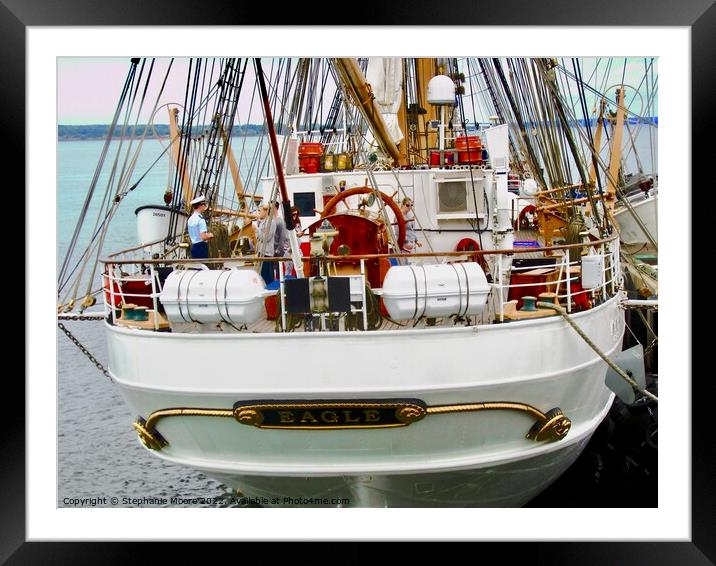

{"left": 187, "top": 195, "right": 213, "bottom": 259}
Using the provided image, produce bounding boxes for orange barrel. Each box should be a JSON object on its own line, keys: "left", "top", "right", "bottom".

{"left": 298, "top": 142, "right": 324, "bottom": 173}
{"left": 429, "top": 150, "right": 454, "bottom": 167}
{"left": 455, "top": 135, "right": 482, "bottom": 165}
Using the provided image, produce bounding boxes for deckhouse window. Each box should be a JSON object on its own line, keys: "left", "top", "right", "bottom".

{"left": 293, "top": 192, "right": 316, "bottom": 217}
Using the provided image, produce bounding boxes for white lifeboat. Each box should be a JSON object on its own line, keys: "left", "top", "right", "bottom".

{"left": 381, "top": 262, "right": 490, "bottom": 320}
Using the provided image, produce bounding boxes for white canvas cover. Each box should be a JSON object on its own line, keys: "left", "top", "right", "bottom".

{"left": 364, "top": 57, "right": 404, "bottom": 154}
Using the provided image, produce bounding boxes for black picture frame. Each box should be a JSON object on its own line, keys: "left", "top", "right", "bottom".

{"left": 15, "top": 0, "right": 711, "bottom": 562}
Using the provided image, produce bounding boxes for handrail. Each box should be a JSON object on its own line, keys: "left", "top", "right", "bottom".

{"left": 100, "top": 233, "right": 619, "bottom": 266}
{"left": 534, "top": 182, "right": 589, "bottom": 196}
{"left": 107, "top": 236, "right": 184, "bottom": 258}
{"left": 102, "top": 237, "right": 620, "bottom": 331}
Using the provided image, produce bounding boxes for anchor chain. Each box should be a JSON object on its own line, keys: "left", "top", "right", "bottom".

{"left": 57, "top": 321, "right": 112, "bottom": 381}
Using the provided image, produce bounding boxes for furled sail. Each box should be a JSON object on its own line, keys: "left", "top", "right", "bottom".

{"left": 364, "top": 57, "right": 404, "bottom": 154}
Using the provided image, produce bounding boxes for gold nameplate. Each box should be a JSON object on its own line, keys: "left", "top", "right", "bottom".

{"left": 233, "top": 399, "right": 428, "bottom": 430}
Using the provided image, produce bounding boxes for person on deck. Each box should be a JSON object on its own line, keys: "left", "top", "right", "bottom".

{"left": 255, "top": 203, "right": 277, "bottom": 285}
{"left": 187, "top": 195, "right": 213, "bottom": 259}
{"left": 399, "top": 197, "right": 421, "bottom": 253}
{"left": 273, "top": 202, "right": 289, "bottom": 279}
{"left": 290, "top": 206, "right": 305, "bottom": 239}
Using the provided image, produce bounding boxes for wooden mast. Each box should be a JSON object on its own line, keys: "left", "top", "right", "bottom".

{"left": 217, "top": 125, "right": 260, "bottom": 252}
{"left": 588, "top": 98, "right": 606, "bottom": 187}
{"left": 415, "top": 58, "right": 438, "bottom": 160}
{"left": 168, "top": 107, "right": 194, "bottom": 211}
{"left": 396, "top": 63, "right": 409, "bottom": 166}
{"left": 605, "top": 87, "right": 626, "bottom": 215}
{"left": 222, "top": 126, "right": 243, "bottom": 205}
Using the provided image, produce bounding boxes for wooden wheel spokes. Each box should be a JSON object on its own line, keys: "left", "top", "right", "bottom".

{"left": 320, "top": 186, "right": 407, "bottom": 250}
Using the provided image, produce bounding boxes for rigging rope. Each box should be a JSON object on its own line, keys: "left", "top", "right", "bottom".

{"left": 536, "top": 301, "right": 657, "bottom": 403}
{"left": 60, "top": 58, "right": 227, "bottom": 310}
{"left": 536, "top": 58, "right": 604, "bottom": 233}
{"left": 58, "top": 59, "right": 139, "bottom": 293}
{"left": 64, "top": 59, "right": 145, "bottom": 307}
{"left": 85, "top": 59, "right": 159, "bottom": 299}
{"left": 453, "top": 59, "right": 486, "bottom": 248}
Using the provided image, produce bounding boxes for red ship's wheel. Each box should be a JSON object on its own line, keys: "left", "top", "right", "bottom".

{"left": 320, "top": 186, "right": 407, "bottom": 250}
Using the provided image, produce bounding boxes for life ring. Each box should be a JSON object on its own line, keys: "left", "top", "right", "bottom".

{"left": 515, "top": 204, "right": 538, "bottom": 230}
{"left": 455, "top": 238, "right": 487, "bottom": 270}
{"left": 320, "top": 186, "right": 407, "bottom": 250}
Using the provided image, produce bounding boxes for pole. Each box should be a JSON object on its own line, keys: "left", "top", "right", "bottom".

{"left": 255, "top": 58, "right": 304, "bottom": 278}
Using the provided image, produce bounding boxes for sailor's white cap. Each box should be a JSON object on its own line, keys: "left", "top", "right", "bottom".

{"left": 190, "top": 195, "right": 206, "bottom": 205}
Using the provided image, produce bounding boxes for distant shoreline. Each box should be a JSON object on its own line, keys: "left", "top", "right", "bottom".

{"left": 58, "top": 116, "right": 658, "bottom": 142}
{"left": 57, "top": 124, "right": 266, "bottom": 142}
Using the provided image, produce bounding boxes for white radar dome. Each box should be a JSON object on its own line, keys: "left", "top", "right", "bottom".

{"left": 427, "top": 75, "right": 455, "bottom": 105}
{"left": 522, "top": 178, "right": 539, "bottom": 197}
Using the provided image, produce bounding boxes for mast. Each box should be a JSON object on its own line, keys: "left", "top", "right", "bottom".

{"left": 255, "top": 58, "right": 303, "bottom": 278}
{"left": 168, "top": 107, "right": 193, "bottom": 211}
{"left": 415, "top": 58, "right": 438, "bottom": 160}
{"left": 606, "top": 87, "right": 626, "bottom": 214}
{"left": 396, "top": 61, "right": 409, "bottom": 165}
{"left": 588, "top": 98, "right": 606, "bottom": 187}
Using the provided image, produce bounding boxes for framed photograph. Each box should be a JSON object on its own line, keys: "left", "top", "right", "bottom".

{"left": 14, "top": 0, "right": 710, "bottom": 561}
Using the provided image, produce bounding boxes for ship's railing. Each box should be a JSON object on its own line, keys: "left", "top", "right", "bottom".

{"left": 492, "top": 238, "right": 620, "bottom": 321}
{"left": 101, "top": 233, "right": 621, "bottom": 332}
{"left": 103, "top": 252, "right": 290, "bottom": 329}
{"left": 106, "top": 235, "right": 187, "bottom": 262}
{"left": 102, "top": 235, "right": 189, "bottom": 328}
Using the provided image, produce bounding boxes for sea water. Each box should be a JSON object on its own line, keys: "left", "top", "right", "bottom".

{"left": 57, "top": 318, "right": 238, "bottom": 507}
{"left": 57, "top": 137, "right": 265, "bottom": 508}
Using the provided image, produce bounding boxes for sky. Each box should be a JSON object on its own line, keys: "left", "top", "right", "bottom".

{"left": 59, "top": 57, "right": 196, "bottom": 125}
{"left": 57, "top": 57, "right": 657, "bottom": 126}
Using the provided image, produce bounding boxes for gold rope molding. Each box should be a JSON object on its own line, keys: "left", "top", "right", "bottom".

{"left": 133, "top": 401, "right": 571, "bottom": 451}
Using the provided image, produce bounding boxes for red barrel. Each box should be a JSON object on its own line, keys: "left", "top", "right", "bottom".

{"left": 455, "top": 135, "right": 482, "bottom": 165}
{"left": 298, "top": 142, "right": 323, "bottom": 174}
{"left": 103, "top": 273, "right": 122, "bottom": 308}
{"left": 264, "top": 295, "right": 278, "bottom": 320}
{"left": 429, "top": 150, "right": 454, "bottom": 167}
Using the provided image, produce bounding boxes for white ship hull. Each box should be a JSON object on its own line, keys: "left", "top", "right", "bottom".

{"left": 201, "top": 431, "right": 595, "bottom": 507}
{"left": 106, "top": 294, "right": 624, "bottom": 507}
